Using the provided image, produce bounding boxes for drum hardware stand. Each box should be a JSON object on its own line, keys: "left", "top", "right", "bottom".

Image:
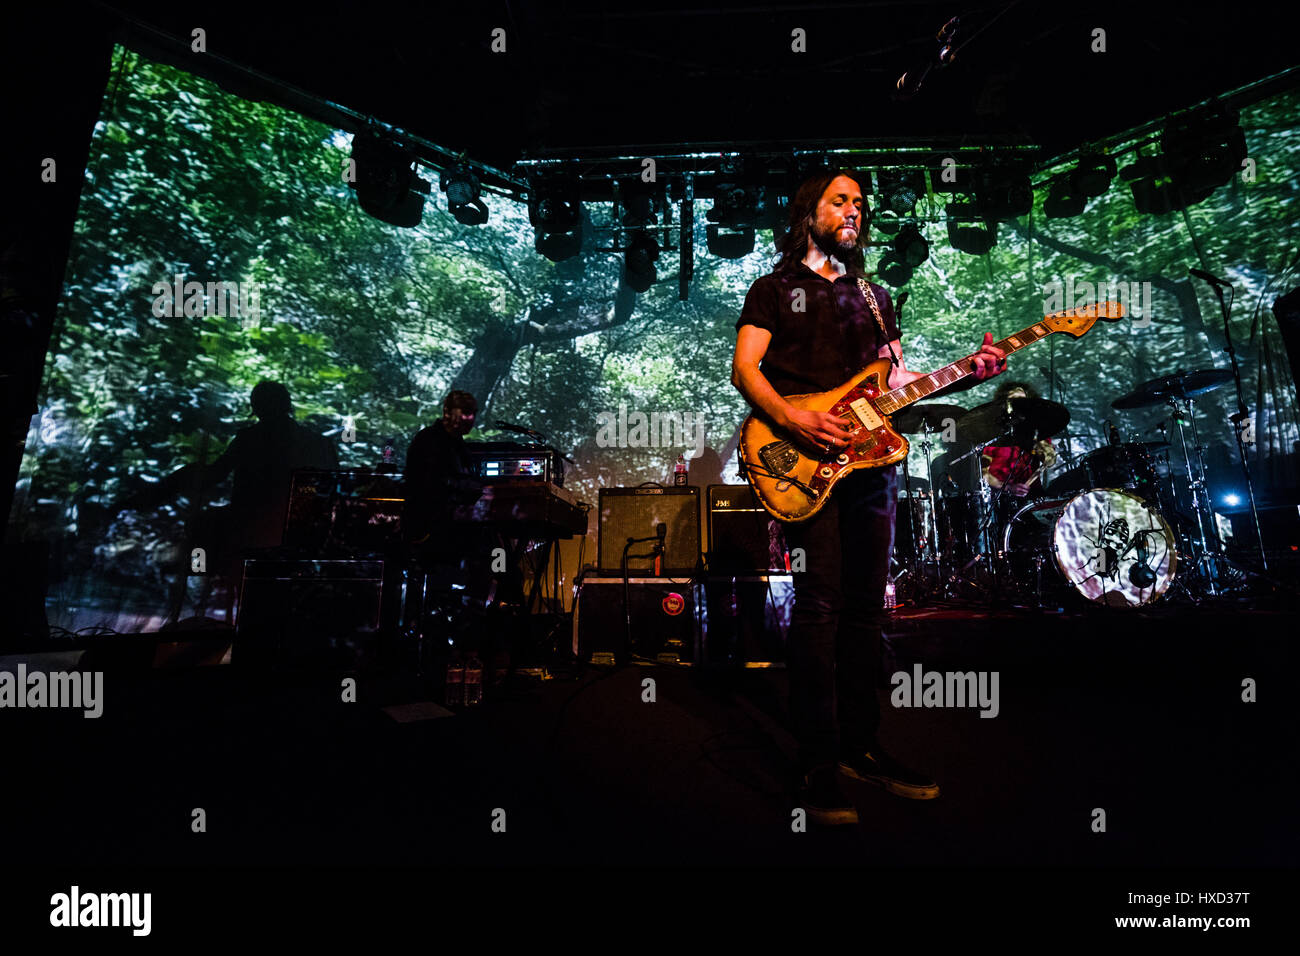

{"left": 1169, "top": 394, "right": 1223, "bottom": 596}
{"left": 899, "top": 453, "right": 930, "bottom": 604}
{"left": 1192, "top": 269, "right": 1269, "bottom": 571}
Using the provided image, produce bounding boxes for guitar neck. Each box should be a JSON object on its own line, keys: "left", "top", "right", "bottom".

{"left": 875, "top": 320, "right": 1057, "bottom": 415}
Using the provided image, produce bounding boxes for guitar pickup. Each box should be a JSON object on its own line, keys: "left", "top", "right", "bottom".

{"left": 759, "top": 441, "right": 799, "bottom": 476}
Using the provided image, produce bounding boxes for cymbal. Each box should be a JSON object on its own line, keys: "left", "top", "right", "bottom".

{"left": 891, "top": 403, "right": 965, "bottom": 434}
{"left": 1111, "top": 368, "right": 1234, "bottom": 409}
{"left": 957, "top": 397, "right": 1070, "bottom": 447}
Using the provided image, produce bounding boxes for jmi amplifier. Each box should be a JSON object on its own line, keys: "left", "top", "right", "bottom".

{"left": 573, "top": 577, "right": 701, "bottom": 664}
{"left": 598, "top": 486, "right": 700, "bottom": 576}
{"left": 707, "top": 484, "right": 787, "bottom": 574}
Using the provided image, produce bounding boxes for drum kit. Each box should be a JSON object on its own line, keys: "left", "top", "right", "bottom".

{"left": 891, "top": 367, "right": 1244, "bottom": 609}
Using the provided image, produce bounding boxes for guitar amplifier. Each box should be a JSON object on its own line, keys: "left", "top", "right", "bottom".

{"left": 598, "top": 486, "right": 701, "bottom": 575}
{"left": 707, "top": 484, "right": 788, "bottom": 574}
{"left": 573, "top": 577, "right": 702, "bottom": 664}
{"left": 235, "top": 558, "right": 389, "bottom": 670}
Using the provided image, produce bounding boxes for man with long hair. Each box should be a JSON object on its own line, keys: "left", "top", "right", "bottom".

{"left": 731, "top": 168, "right": 1007, "bottom": 825}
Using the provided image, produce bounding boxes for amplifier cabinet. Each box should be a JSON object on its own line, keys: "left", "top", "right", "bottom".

{"left": 707, "top": 484, "right": 788, "bottom": 574}
{"left": 236, "top": 558, "right": 387, "bottom": 670}
{"left": 701, "top": 574, "right": 794, "bottom": 666}
{"left": 598, "top": 487, "right": 701, "bottom": 576}
{"left": 573, "top": 577, "right": 702, "bottom": 664}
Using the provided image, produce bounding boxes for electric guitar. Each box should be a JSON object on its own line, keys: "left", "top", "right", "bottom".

{"left": 739, "top": 302, "right": 1125, "bottom": 522}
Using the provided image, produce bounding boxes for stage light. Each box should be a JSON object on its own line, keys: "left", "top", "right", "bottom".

{"left": 620, "top": 179, "right": 663, "bottom": 228}
{"left": 350, "top": 133, "right": 430, "bottom": 228}
{"left": 946, "top": 202, "right": 996, "bottom": 255}
{"left": 975, "top": 166, "right": 1032, "bottom": 220}
{"left": 440, "top": 165, "right": 489, "bottom": 226}
{"left": 529, "top": 177, "right": 583, "bottom": 262}
{"left": 1044, "top": 176, "right": 1085, "bottom": 218}
{"left": 877, "top": 252, "right": 912, "bottom": 288}
{"left": 622, "top": 231, "right": 659, "bottom": 293}
{"left": 893, "top": 222, "right": 929, "bottom": 267}
{"left": 706, "top": 223, "right": 754, "bottom": 259}
{"left": 1070, "top": 153, "right": 1117, "bottom": 199}
{"left": 878, "top": 170, "right": 924, "bottom": 216}
{"left": 1223, "top": 493, "right": 1241, "bottom": 507}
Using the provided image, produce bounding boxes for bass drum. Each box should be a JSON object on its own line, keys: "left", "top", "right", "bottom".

{"left": 1001, "top": 488, "right": 1178, "bottom": 607}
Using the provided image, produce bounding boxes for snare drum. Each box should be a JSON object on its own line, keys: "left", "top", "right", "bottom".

{"left": 1001, "top": 488, "right": 1178, "bottom": 607}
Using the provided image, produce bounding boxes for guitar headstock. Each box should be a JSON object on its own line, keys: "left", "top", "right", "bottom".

{"left": 1042, "top": 301, "right": 1125, "bottom": 336}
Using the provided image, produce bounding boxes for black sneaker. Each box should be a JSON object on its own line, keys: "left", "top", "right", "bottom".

{"left": 798, "top": 766, "right": 860, "bottom": 826}
{"left": 839, "top": 750, "right": 940, "bottom": 800}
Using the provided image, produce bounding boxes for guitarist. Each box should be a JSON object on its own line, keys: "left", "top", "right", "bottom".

{"left": 731, "top": 168, "right": 1007, "bottom": 825}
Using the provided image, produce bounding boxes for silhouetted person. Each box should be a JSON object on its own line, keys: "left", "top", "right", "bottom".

{"left": 403, "top": 390, "right": 482, "bottom": 548}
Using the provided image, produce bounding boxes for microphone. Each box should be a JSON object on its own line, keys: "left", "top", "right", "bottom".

{"left": 1189, "top": 268, "right": 1231, "bottom": 287}
{"left": 895, "top": 290, "right": 909, "bottom": 320}
{"left": 656, "top": 522, "right": 667, "bottom": 547}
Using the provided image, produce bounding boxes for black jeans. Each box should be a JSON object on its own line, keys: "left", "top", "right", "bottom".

{"left": 781, "top": 466, "right": 897, "bottom": 773}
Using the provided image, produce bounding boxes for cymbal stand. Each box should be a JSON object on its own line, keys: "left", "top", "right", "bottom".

{"left": 918, "top": 423, "right": 943, "bottom": 580}
{"left": 1170, "top": 396, "right": 1220, "bottom": 596}
{"left": 899, "top": 453, "right": 928, "bottom": 603}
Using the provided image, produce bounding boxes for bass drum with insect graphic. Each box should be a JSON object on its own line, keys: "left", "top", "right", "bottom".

{"left": 1001, "top": 488, "right": 1178, "bottom": 607}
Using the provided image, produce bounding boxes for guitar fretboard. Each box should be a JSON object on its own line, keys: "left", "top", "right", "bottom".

{"left": 875, "top": 320, "right": 1056, "bottom": 415}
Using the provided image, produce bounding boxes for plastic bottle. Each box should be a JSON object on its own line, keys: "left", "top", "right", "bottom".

{"left": 445, "top": 653, "right": 464, "bottom": 707}
{"left": 380, "top": 437, "right": 397, "bottom": 472}
{"left": 884, "top": 578, "right": 897, "bottom": 610}
{"left": 674, "top": 455, "right": 687, "bottom": 487}
{"left": 464, "top": 653, "right": 483, "bottom": 706}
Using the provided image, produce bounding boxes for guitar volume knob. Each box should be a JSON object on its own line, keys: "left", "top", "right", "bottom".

{"left": 819, "top": 466, "right": 834, "bottom": 478}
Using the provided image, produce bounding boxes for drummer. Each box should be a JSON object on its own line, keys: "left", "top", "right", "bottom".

{"left": 980, "top": 381, "right": 1058, "bottom": 502}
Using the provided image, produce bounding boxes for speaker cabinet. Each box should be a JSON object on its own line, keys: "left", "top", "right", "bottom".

{"left": 707, "top": 484, "right": 787, "bottom": 574}
{"left": 236, "top": 558, "right": 387, "bottom": 669}
{"left": 573, "top": 577, "right": 701, "bottom": 664}
{"left": 598, "top": 487, "right": 700, "bottom": 575}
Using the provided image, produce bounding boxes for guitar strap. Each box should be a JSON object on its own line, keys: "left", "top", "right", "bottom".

{"left": 856, "top": 278, "right": 901, "bottom": 368}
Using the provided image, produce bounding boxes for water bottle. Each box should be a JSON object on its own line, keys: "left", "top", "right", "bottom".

{"left": 445, "top": 654, "right": 464, "bottom": 707}
{"left": 674, "top": 455, "right": 687, "bottom": 487}
{"left": 380, "top": 437, "right": 397, "bottom": 473}
{"left": 884, "top": 578, "right": 897, "bottom": 610}
{"left": 464, "top": 653, "right": 483, "bottom": 706}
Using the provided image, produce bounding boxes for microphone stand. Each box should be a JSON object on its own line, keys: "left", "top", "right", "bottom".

{"left": 1197, "top": 276, "right": 1268, "bottom": 571}
{"left": 621, "top": 531, "right": 664, "bottom": 661}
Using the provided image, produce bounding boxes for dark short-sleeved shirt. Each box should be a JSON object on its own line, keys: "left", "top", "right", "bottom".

{"left": 735, "top": 263, "right": 900, "bottom": 397}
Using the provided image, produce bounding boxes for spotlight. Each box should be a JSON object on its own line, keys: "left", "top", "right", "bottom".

{"left": 975, "top": 166, "right": 1032, "bottom": 220}
{"left": 1070, "top": 153, "right": 1116, "bottom": 199}
{"left": 1163, "top": 112, "right": 1247, "bottom": 194}
{"left": 622, "top": 231, "right": 659, "bottom": 293}
{"left": 1223, "top": 493, "right": 1241, "bottom": 507}
{"left": 877, "top": 252, "right": 912, "bottom": 288}
{"left": 878, "top": 170, "right": 924, "bottom": 216}
{"left": 529, "top": 177, "right": 583, "bottom": 262}
{"left": 946, "top": 202, "right": 997, "bottom": 255}
{"left": 350, "top": 133, "right": 430, "bottom": 228}
{"left": 706, "top": 223, "right": 754, "bottom": 259}
{"left": 893, "top": 222, "right": 929, "bottom": 267}
{"left": 440, "top": 165, "right": 488, "bottom": 226}
{"left": 620, "top": 179, "right": 663, "bottom": 228}
{"left": 1044, "top": 176, "right": 1085, "bottom": 218}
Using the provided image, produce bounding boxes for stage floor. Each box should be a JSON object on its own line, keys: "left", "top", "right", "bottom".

{"left": 4, "top": 600, "right": 1296, "bottom": 867}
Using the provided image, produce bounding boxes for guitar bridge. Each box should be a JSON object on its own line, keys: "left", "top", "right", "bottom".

{"left": 758, "top": 441, "right": 798, "bottom": 477}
